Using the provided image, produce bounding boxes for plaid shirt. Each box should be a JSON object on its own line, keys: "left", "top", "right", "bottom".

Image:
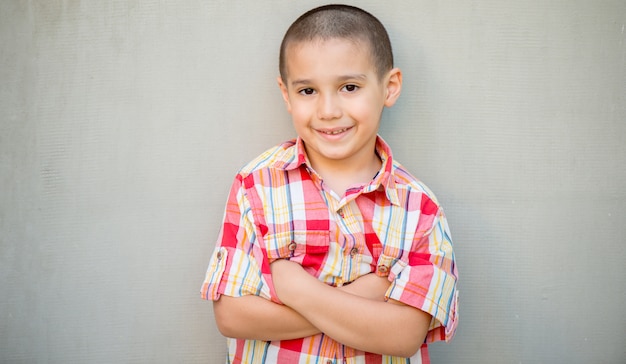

{"left": 201, "top": 136, "right": 458, "bottom": 363}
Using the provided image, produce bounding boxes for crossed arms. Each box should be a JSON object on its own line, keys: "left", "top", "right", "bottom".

{"left": 213, "top": 259, "right": 431, "bottom": 358}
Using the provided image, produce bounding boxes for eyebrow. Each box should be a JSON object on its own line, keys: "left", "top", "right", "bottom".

{"left": 290, "top": 74, "right": 368, "bottom": 88}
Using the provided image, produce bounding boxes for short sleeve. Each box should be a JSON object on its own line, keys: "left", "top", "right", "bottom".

{"left": 385, "top": 206, "right": 459, "bottom": 343}
{"left": 200, "top": 176, "right": 274, "bottom": 302}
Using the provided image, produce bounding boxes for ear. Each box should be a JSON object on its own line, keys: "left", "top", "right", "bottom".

{"left": 383, "top": 68, "right": 402, "bottom": 107}
{"left": 277, "top": 76, "right": 292, "bottom": 113}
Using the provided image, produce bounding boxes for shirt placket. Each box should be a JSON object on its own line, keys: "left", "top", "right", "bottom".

{"left": 333, "top": 198, "right": 367, "bottom": 284}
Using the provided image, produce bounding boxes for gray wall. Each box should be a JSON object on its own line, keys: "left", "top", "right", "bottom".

{"left": 1, "top": 1, "right": 624, "bottom": 363}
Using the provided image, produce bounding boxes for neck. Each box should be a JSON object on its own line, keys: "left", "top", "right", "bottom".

{"left": 310, "top": 151, "right": 382, "bottom": 197}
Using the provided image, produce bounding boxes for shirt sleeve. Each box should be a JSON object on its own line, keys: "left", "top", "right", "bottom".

{"left": 200, "top": 175, "right": 276, "bottom": 302}
{"left": 385, "top": 204, "right": 459, "bottom": 343}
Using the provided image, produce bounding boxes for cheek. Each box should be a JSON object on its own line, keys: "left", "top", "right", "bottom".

{"left": 348, "top": 98, "right": 379, "bottom": 120}
{"left": 288, "top": 103, "right": 311, "bottom": 124}
{"left": 288, "top": 112, "right": 307, "bottom": 131}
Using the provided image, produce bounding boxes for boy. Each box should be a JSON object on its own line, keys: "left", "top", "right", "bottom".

{"left": 201, "top": 4, "right": 458, "bottom": 363}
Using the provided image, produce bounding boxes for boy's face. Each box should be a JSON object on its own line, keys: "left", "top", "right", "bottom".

{"left": 278, "top": 38, "right": 401, "bottom": 171}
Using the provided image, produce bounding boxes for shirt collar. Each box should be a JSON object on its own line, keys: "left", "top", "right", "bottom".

{"left": 275, "top": 136, "right": 400, "bottom": 206}
{"left": 274, "top": 137, "right": 307, "bottom": 171}
{"left": 369, "top": 136, "right": 400, "bottom": 206}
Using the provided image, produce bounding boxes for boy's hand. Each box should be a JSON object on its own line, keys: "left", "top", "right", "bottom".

{"left": 271, "top": 260, "right": 393, "bottom": 303}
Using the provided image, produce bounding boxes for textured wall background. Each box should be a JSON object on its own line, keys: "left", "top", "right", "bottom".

{"left": 1, "top": 1, "right": 625, "bottom": 363}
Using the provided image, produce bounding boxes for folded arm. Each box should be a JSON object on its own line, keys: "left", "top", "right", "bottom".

{"left": 213, "top": 294, "right": 320, "bottom": 341}
{"left": 271, "top": 259, "right": 431, "bottom": 357}
{"left": 212, "top": 268, "right": 395, "bottom": 342}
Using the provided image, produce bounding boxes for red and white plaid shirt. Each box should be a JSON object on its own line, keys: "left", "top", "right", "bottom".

{"left": 201, "top": 136, "right": 458, "bottom": 363}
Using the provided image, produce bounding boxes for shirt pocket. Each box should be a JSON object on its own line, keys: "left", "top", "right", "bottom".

{"left": 265, "top": 230, "right": 330, "bottom": 273}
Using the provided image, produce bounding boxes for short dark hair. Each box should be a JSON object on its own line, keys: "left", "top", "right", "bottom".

{"left": 279, "top": 4, "right": 394, "bottom": 82}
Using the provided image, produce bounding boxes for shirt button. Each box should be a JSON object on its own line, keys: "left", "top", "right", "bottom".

{"left": 350, "top": 248, "right": 358, "bottom": 257}
{"left": 288, "top": 242, "right": 297, "bottom": 251}
{"left": 337, "top": 208, "right": 344, "bottom": 218}
{"left": 326, "top": 361, "right": 333, "bottom": 364}
{"left": 377, "top": 264, "right": 389, "bottom": 274}
{"left": 216, "top": 251, "right": 223, "bottom": 260}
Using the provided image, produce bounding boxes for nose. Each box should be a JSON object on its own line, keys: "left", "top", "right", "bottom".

{"left": 317, "top": 93, "right": 342, "bottom": 120}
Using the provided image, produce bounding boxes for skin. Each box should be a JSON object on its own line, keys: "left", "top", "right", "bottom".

{"left": 213, "top": 37, "right": 431, "bottom": 357}
{"left": 278, "top": 38, "right": 400, "bottom": 194}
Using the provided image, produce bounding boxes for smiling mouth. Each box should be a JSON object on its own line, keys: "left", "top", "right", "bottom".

{"left": 319, "top": 127, "right": 351, "bottom": 135}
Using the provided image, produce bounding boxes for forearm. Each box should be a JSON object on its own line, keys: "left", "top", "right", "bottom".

{"left": 273, "top": 261, "right": 431, "bottom": 357}
{"left": 213, "top": 294, "right": 320, "bottom": 341}
{"left": 338, "top": 273, "right": 389, "bottom": 301}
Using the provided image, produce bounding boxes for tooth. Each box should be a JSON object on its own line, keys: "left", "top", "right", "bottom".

{"left": 322, "top": 128, "right": 347, "bottom": 135}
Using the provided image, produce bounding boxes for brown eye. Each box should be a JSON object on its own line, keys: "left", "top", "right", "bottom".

{"left": 343, "top": 84, "right": 358, "bottom": 92}
{"left": 299, "top": 88, "right": 315, "bottom": 95}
